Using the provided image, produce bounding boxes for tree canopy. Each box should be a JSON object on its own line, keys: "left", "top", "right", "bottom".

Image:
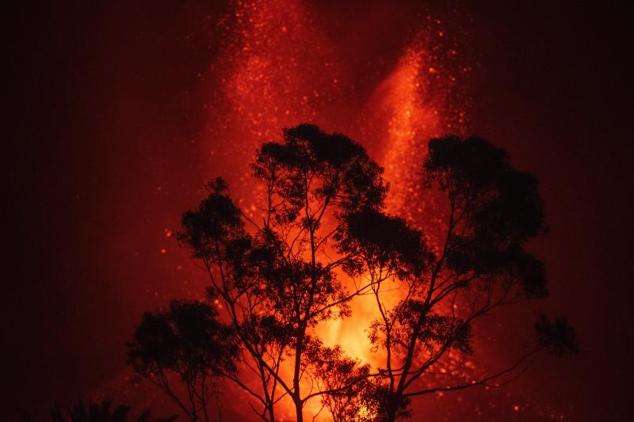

{"left": 129, "top": 125, "right": 577, "bottom": 422}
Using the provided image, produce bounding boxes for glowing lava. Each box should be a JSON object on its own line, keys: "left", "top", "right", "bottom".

{"left": 201, "top": 0, "right": 466, "bottom": 419}
{"left": 371, "top": 46, "right": 441, "bottom": 213}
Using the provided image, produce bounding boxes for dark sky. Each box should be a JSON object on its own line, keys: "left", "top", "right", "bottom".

{"left": 6, "top": 1, "right": 634, "bottom": 420}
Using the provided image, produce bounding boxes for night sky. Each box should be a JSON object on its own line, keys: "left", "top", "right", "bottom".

{"left": 6, "top": 1, "right": 634, "bottom": 420}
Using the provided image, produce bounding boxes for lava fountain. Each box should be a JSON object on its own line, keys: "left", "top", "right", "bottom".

{"left": 199, "top": 0, "right": 467, "bottom": 419}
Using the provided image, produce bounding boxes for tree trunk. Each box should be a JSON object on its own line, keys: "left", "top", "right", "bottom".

{"left": 295, "top": 400, "right": 304, "bottom": 422}
{"left": 385, "top": 400, "right": 397, "bottom": 422}
{"left": 268, "top": 403, "right": 275, "bottom": 422}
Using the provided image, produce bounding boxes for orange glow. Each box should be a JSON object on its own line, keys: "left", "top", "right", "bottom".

{"left": 202, "top": 1, "right": 465, "bottom": 419}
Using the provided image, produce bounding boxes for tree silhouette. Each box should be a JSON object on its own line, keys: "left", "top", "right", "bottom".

{"left": 131, "top": 126, "right": 576, "bottom": 421}
{"left": 338, "top": 135, "right": 578, "bottom": 420}
{"left": 128, "top": 300, "right": 239, "bottom": 422}
{"left": 175, "top": 125, "right": 387, "bottom": 422}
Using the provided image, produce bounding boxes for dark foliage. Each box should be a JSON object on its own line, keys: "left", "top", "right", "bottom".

{"left": 336, "top": 209, "right": 430, "bottom": 279}
{"left": 425, "top": 136, "right": 548, "bottom": 298}
{"left": 131, "top": 127, "right": 575, "bottom": 422}
{"left": 20, "top": 399, "right": 176, "bottom": 422}
{"left": 535, "top": 314, "right": 579, "bottom": 356}
{"left": 128, "top": 301, "right": 238, "bottom": 422}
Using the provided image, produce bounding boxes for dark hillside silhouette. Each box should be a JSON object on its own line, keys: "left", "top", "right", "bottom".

{"left": 20, "top": 399, "right": 176, "bottom": 422}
